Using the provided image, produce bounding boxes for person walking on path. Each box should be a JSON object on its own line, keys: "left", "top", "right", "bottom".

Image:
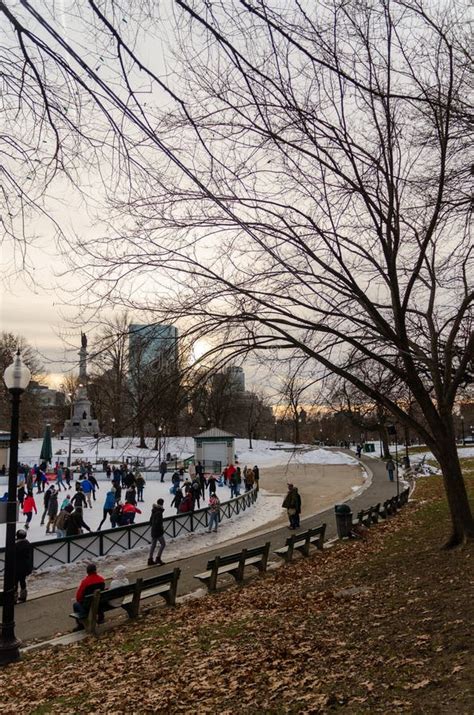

{"left": 386, "top": 458, "right": 395, "bottom": 482}
{"left": 148, "top": 498, "right": 166, "bottom": 566}
{"left": 282, "top": 483, "right": 299, "bottom": 529}
{"left": 159, "top": 460, "right": 167, "bottom": 483}
{"left": 72, "top": 563, "right": 105, "bottom": 630}
{"left": 293, "top": 487, "right": 302, "bottom": 528}
{"left": 356, "top": 444, "right": 362, "bottom": 459}
{"left": 45, "top": 487, "right": 59, "bottom": 534}
{"left": 97, "top": 488, "right": 116, "bottom": 530}
{"left": 207, "top": 493, "right": 220, "bottom": 533}
{"left": 23, "top": 491, "right": 37, "bottom": 529}
{"left": 14, "top": 529, "right": 33, "bottom": 603}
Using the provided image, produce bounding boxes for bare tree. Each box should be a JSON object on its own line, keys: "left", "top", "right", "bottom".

{"left": 1, "top": 2, "right": 472, "bottom": 544}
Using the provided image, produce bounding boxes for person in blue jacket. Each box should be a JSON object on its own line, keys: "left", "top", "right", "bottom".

{"left": 97, "top": 488, "right": 116, "bottom": 530}
{"left": 80, "top": 476, "right": 94, "bottom": 508}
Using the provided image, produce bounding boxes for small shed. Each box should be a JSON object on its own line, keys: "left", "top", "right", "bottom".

{"left": 194, "top": 428, "right": 235, "bottom": 472}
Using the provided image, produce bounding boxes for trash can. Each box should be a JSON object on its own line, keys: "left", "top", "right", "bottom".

{"left": 363, "top": 443, "right": 375, "bottom": 453}
{"left": 335, "top": 504, "right": 353, "bottom": 539}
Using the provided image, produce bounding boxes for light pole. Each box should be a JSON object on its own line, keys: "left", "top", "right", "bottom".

{"left": 158, "top": 425, "right": 163, "bottom": 464}
{"left": 1, "top": 351, "right": 31, "bottom": 665}
{"left": 111, "top": 417, "right": 116, "bottom": 450}
{"left": 274, "top": 420, "right": 277, "bottom": 443}
{"left": 67, "top": 392, "right": 74, "bottom": 468}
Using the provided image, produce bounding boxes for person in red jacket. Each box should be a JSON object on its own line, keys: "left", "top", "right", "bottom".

{"left": 23, "top": 491, "right": 37, "bottom": 529}
{"left": 72, "top": 563, "right": 105, "bottom": 630}
{"left": 121, "top": 501, "right": 142, "bottom": 525}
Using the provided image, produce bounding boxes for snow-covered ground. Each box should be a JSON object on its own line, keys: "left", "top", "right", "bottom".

{"left": 14, "top": 435, "right": 358, "bottom": 471}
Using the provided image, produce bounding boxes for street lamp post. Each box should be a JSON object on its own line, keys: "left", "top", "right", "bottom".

{"left": 1, "top": 351, "right": 31, "bottom": 666}
{"left": 274, "top": 420, "right": 277, "bottom": 443}
{"left": 111, "top": 417, "right": 116, "bottom": 450}
{"left": 66, "top": 391, "right": 74, "bottom": 468}
{"left": 158, "top": 426, "right": 163, "bottom": 464}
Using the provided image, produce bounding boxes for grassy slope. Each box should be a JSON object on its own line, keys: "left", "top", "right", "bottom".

{"left": 1, "top": 472, "right": 473, "bottom": 714}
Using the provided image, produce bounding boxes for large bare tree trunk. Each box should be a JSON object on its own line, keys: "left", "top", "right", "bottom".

{"left": 433, "top": 436, "right": 474, "bottom": 547}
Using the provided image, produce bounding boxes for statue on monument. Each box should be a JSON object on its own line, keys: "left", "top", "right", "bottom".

{"left": 81, "top": 332, "right": 87, "bottom": 348}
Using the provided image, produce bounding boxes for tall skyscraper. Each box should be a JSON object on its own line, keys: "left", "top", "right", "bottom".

{"left": 128, "top": 323, "right": 178, "bottom": 373}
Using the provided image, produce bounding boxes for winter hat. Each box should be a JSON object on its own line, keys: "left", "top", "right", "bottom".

{"left": 113, "top": 565, "right": 127, "bottom": 578}
{"left": 287, "top": 483, "right": 294, "bottom": 489}
{"left": 16, "top": 529, "right": 27, "bottom": 540}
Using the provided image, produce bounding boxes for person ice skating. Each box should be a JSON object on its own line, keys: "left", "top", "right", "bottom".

{"left": 23, "top": 490, "right": 37, "bottom": 528}
{"left": 56, "top": 463, "right": 67, "bottom": 491}
{"left": 135, "top": 472, "right": 145, "bottom": 502}
{"left": 178, "top": 492, "right": 193, "bottom": 513}
{"left": 148, "top": 498, "right": 166, "bottom": 566}
{"left": 66, "top": 507, "right": 91, "bottom": 536}
{"left": 109, "top": 565, "right": 129, "bottom": 607}
{"left": 110, "top": 502, "right": 123, "bottom": 528}
{"left": 191, "top": 478, "right": 201, "bottom": 509}
{"left": 55, "top": 504, "right": 73, "bottom": 538}
{"left": 207, "top": 475, "right": 217, "bottom": 495}
{"left": 17, "top": 482, "right": 26, "bottom": 509}
{"left": 71, "top": 485, "right": 87, "bottom": 510}
{"left": 88, "top": 472, "right": 100, "bottom": 501}
{"left": 72, "top": 563, "right": 105, "bottom": 630}
{"left": 45, "top": 486, "right": 59, "bottom": 534}
{"left": 188, "top": 462, "right": 196, "bottom": 480}
{"left": 14, "top": 529, "right": 33, "bottom": 603}
{"left": 159, "top": 460, "right": 167, "bottom": 483}
{"left": 282, "top": 484, "right": 299, "bottom": 530}
{"left": 121, "top": 501, "right": 142, "bottom": 525}
{"left": 171, "top": 487, "right": 183, "bottom": 513}
{"left": 97, "top": 488, "right": 117, "bottom": 530}
{"left": 386, "top": 458, "right": 395, "bottom": 482}
{"left": 39, "top": 484, "right": 54, "bottom": 525}
{"left": 80, "top": 476, "right": 94, "bottom": 508}
{"left": 207, "top": 493, "right": 220, "bottom": 532}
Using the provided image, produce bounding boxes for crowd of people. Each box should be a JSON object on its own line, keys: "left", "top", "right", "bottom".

{"left": 11, "top": 460, "right": 307, "bottom": 635}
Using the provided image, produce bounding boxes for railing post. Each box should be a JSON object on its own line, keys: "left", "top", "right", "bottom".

{"left": 99, "top": 532, "right": 103, "bottom": 557}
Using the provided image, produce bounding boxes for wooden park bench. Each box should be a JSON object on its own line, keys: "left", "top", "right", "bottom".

{"left": 398, "top": 487, "right": 410, "bottom": 506}
{"left": 380, "top": 495, "right": 399, "bottom": 519}
{"left": 194, "top": 542, "right": 271, "bottom": 592}
{"left": 354, "top": 503, "right": 380, "bottom": 527}
{"left": 274, "top": 524, "right": 326, "bottom": 563}
{"left": 70, "top": 568, "right": 180, "bottom": 635}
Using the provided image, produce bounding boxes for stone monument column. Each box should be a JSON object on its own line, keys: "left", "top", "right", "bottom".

{"left": 62, "top": 332, "right": 99, "bottom": 438}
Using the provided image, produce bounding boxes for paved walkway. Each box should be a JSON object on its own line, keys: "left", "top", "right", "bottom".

{"left": 15, "top": 454, "right": 399, "bottom": 645}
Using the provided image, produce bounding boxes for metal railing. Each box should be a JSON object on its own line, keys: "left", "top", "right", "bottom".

{"left": 0, "top": 488, "right": 257, "bottom": 575}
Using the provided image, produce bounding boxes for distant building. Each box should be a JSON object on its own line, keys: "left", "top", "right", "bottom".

{"left": 128, "top": 323, "right": 178, "bottom": 373}
{"left": 29, "top": 381, "right": 65, "bottom": 428}
{"left": 224, "top": 365, "right": 245, "bottom": 392}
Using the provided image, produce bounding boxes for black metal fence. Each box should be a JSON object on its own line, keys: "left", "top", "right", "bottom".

{"left": 0, "top": 488, "right": 258, "bottom": 575}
